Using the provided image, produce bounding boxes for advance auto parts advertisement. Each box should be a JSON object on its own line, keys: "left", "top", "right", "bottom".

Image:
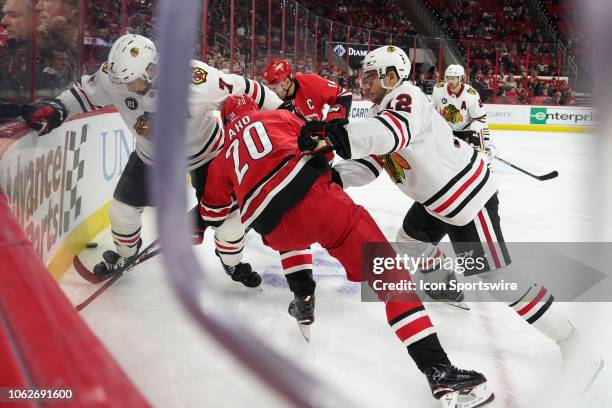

{"left": 0, "top": 110, "right": 133, "bottom": 264}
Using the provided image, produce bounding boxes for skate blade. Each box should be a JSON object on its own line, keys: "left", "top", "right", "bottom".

{"left": 297, "top": 323, "right": 311, "bottom": 342}
{"left": 439, "top": 383, "right": 494, "bottom": 408}
{"left": 448, "top": 301, "right": 470, "bottom": 311}
{"left": 579, "top": 357, "right": 604, "bottom": 394}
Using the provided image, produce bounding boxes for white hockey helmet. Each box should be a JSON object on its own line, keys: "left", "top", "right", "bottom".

{"left": 107, "top": 34, "right": 158, "bottom": 85}
{"left": 361, "top": 45, "right": 411, "bottom": 89}
{"left": 445, "top": 64, "right": 465, "bottom": 82}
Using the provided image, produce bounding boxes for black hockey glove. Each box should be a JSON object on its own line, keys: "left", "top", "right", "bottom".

{"left": 452, "top": 130, "right": 482, "bottom": 148}
{"left": 0, "top": 103, "right": 23, "bottom": 119}
{"left": 22, "top": 99, "right": 68, "bottom": 135}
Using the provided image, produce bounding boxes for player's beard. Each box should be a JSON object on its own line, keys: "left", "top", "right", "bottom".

{"left": 134, "top": 81, "right": 153, "bottom": 96}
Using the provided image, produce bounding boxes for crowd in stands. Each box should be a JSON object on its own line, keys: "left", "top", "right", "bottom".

{"left": 425, "top": 0, "right": 579, "bottom": 102}
{"left": 0, "top": 0, "right": 581, "bottom": 106}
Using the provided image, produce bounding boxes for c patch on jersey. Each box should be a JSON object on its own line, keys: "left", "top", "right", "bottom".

{"left": 467, "top": 87, "right": 477, "bottom": 95}
{"left": 192, "top": 67, "right": 207, "bottom": 85}
{"left": 442, "top": 104, "right": 463, "bottom": 124}
{"left": 380, "top": 153, "right": 410, "bottom": 184}
{"left": 125, "top": 97, "right": 138, "bottom": 110}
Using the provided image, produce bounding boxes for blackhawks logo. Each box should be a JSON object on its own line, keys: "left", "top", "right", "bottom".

{"left": 192, "top": 67, "right": 207, "bottom": 85}
{"left": 380, "top": 153, "right": 411, "bottom": 184}
{"left": 441, "top": 104, "right": 464, "bottom": 124}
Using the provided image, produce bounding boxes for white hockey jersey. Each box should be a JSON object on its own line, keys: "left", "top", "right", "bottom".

{"left": 58, "top": 60, "right": 282, "bottom": 170}
{"left": 430, "top": 82, "right": 487, "bottom": 132}
{"left": 334, "top": 81, "right": 497, "bottom": 226}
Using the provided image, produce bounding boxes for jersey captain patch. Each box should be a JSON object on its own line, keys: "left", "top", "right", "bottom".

{"left": 192, "top": 67, "right": 208, "bottom": 85}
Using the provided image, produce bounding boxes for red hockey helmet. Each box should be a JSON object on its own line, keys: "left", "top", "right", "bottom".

{"left": 221, "top": 95, "right": 259, "bottom": 125}
{"left": 260, "top": 59, "right": 292, "bottom": 85}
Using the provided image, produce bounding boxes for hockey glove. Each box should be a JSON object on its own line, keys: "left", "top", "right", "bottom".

{"left": 22, "top": 99, "right": 67, "bottom": 135}
{"left": 324, "top": 104, "right": 347, "bottom": 121}
{"left": 188, "top": 204, "right": 207, "bottom": 245}
{"left": 134, "top": 111, "right": 154, "bottom": 138}
{"left": 0, "top": 103, "right": 23, "bottom": 119}
{"left": 452, "top": 130, "right": 482, "bottom": 148}
{"left": 298, "top": 120, "right": 329, "bottom": 153}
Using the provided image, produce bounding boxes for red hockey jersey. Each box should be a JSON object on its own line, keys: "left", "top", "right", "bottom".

{"left": 292, "top": 73, "right": 351, "bottom": 120}
{"left": 200, "top": 110, "right": 329, "bottom": 234}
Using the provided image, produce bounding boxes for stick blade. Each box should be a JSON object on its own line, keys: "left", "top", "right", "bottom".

{"left": 538, "top": 170, "right": 559, "bottom": 181}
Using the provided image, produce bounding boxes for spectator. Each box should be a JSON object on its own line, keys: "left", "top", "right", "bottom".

{"left": 0, "top": 0, "right": 33, "bottom": 102}
{"left": 35, "top": 0, "right": 80, "bottom": 97}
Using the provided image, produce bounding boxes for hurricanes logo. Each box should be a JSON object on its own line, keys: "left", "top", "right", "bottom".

{"left": 191, "top": 67, "right": 207, "bottom": 85}
{"left": 130, "top": 47, "right": 139, "bottom": 57}
{"left": 380, "top": 153, "right": 411, "bottom": 184}
{"left": 386, "top": 46, "right": 396, "bottom": 53}
{"left": 441, "top": 104, "right": 464, "bottom": 124}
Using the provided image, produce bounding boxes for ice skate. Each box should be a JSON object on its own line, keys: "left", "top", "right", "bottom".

{"left": 425, "top": 363, "right": 494, "bottom": 408}
{"left": 289, "top": 295, "right": 315, "bottom": 341}
{"left": 424, "top": 272, "right": 470, "bottom": 311}
{"left": 216, "top": 251, "right": 262, "bottom": 288}
{"left": 93, "top": 239, "right": 142, "bottom": 277}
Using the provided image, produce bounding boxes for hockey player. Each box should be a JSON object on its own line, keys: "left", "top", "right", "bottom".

{"left": 431, "top": 64, "right": 494, "bottom": 157}
{"left": 20, "top": 34, "right": 282, "bottom": 287}
{"left": 259, "top": 58, "right": 352, "bottom": 316}
{"left": 260, "top": 58, "right": 352, "bottom": 121}
{"left": 200, "top": 94, "right": 494, "bottom": 408}
{"left": 300, "top": 45, "right": 603, "bottom": 394}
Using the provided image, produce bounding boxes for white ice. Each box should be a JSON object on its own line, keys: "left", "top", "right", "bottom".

{"left": 60, "top": 130, "right": 612, "bottom": 408}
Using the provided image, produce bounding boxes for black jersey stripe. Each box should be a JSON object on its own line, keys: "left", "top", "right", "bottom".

{"left": 445, "top": 167, "right": 491, "bottom": 218}
{"left": 355, "top": 158, "right": 380, "bottom": 178}
{"left": 70, "top": 88, "right": 88, "bottom": 113}
{"left": 200, "top": 201, "right": 233, "bottom": 210}
{"left": 374, "top": 115, "right": 399, "bottom": 153}
{"left": 423, "top": 150, "right": 478, "bottom": 207}
{"left": 242, "top": 155, "right": 294, "bottom": 207}
{"left": 258, "top": 82, "right": 266, "bottom": 109}
{"left": 187, "top": 122, "right": 220, "bottom": 161}
{"left": 382, "top": 110, "right": 412, "bottom": 147}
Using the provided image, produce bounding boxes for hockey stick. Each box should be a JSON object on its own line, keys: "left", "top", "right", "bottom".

{"left": 493, "top": 156, "right": 558, "bottom": 181}
{"left": 75, "top": 240, "right": 161, "bottom": 311}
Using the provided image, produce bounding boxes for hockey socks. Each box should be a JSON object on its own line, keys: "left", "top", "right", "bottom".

{"left": 385, "top": 300, "right": 450, "bottom": 372}
{"left": 280, "top": 249, "right": 316, "bottom": 297}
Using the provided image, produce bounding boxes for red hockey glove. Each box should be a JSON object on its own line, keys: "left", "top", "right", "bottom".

{"left": 21, "top": 99, "right": 67, "bottom": 135}
{"left": 325, "top": 104, "right": 346, "bottom": 121}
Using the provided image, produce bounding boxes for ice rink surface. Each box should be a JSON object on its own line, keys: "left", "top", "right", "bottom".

{"left": 60, "top": 130, "right": 612, "bottom": 408}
